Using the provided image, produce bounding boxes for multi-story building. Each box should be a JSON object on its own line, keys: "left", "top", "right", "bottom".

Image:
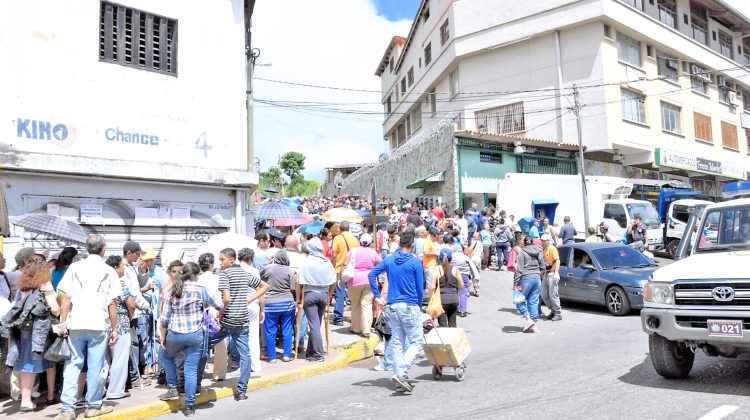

{"left": 0, "top": 0, "right": 257, "bottom": 261}
{"left": 366, "top": 0, "right": 750, "bottom": 206}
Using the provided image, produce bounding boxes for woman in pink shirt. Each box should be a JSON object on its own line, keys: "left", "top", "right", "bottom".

{"left": 343, "top": 233, "right": 382, "bottom": 337}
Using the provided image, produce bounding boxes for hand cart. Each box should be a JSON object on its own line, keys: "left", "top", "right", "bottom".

{"left": 422, "top": 321, "right": 470, "bottom": 382}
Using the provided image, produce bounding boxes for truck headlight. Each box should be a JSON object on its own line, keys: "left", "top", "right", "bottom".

{"left": 643, "top": 281, "right": 673, "bottom": 305}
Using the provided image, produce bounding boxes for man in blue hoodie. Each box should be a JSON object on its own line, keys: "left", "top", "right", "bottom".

{"left": 368, "top": 231, "right": 424, "bottom": 392}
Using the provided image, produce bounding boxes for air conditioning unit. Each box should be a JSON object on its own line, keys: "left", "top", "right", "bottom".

{"left": 717, "top": 75, "right": 727, "bottom": 87}
{"left": 728, "top": 90, "right": 738, "bottom": 102}
{"left": 691, "top": 64, "right": 711, "bottom": 81}
{"left": 665, "top": 59, "right": 678, "bottom": 71}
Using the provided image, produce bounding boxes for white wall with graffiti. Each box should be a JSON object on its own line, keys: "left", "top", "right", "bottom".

{"left": 1, "top": 172, "right": 239, "bottom": 268}
{"left": 0, "top": 0, "right": 251, "bottom": 183}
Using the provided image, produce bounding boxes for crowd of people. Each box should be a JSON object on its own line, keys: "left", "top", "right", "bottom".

{"left": 0, "top": 195, "right": 609, "bottom": 416}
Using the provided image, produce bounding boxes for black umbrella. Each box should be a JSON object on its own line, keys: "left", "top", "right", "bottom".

{"left": 264, "top": 187, "right": 279, "bottom": 194}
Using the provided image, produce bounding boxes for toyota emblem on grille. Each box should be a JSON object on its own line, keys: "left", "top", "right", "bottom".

{"left": 712, "top": 287, "right": 735, "bottom": 302}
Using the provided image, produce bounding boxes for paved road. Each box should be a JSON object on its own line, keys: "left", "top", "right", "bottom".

{"left": 159, "top": 260, "right": 750, "bottom": 420}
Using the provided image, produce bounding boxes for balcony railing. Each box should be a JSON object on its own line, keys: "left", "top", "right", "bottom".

{"left": 658, "top": 5, "right": 676, "bottom": 28}
{"left": 720, "top": 41, "right": 733, "bottom": 59}
{"left": 692, "top": 22, "right": 707, "bottom": 44}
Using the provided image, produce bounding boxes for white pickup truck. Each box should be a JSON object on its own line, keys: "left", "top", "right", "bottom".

{"left": 640, "top": 198, "right": 750, "bottom": 378}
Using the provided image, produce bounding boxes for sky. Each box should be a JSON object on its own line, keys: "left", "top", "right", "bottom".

{"left": 253, "top": 0, "right": 750, "bottom": 182}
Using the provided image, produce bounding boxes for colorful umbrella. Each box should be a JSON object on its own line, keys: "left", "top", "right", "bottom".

{"left": 11, "top": 213, "right": 88, "bottom": 246}
{"left": 251, "top": 202, "right": 305, "bottom": 220}
{"left": 191, "top": 232, "right": 258, "bottom": 262}
{"left": 273, "top": 214, "right": 313, "bottom": 227}
{"left": 296, "top": 220, "right": 327, "bottom": 235}
{"left": 320, "top": 207, "right": 363, "bottom": 223}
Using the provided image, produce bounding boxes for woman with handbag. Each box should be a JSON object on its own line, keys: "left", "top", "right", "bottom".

{"left": 4, "top": 262, "right": 60, "bottom": 411}
{"left": 343, "top": 234, "right": 381, "bottom": 338}
{"left": 158, "top": 262, "right": 222, "bottom": 417}
{"left": 428, "top": 249, "right": 463, "bottom": 327}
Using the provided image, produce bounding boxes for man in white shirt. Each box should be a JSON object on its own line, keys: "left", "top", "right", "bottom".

{"left": 56, "top": 235, "right": 122, "bottom": 420}
{"left": 121, "top": 241, "right": 152, "bottom": 387}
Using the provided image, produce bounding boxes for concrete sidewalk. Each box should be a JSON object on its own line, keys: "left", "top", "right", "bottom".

{"left": 1, "top": 317, "right": 380, "bottom": 420}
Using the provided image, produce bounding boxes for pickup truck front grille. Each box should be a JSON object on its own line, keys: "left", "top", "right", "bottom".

{"left": 673, "top": 282, "right": 750, "bottom": 306}
{"left": 676, "top": 316, "right": 750, "bottom": 329}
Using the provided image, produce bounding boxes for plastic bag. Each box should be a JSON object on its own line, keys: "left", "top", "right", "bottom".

{"left": 44, "top": 336, "right": 70, "bottom": 362}
{"left": 512, "top": 289, "right": 527, "bottom": 305}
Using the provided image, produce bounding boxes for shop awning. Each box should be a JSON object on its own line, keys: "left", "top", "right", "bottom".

{"left": 406, "top": 171, "right": 445, "bottom": 189}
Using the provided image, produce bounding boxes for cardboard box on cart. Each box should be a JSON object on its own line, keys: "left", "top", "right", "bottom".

{"left": 423, "top": 327, "right": 471, "bottom": 366}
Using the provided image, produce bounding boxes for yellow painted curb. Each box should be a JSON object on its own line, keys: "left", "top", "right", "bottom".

{"left": 99, "top": 334, "right": 380, "bottom": 420}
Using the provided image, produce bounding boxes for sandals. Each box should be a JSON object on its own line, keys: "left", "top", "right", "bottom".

{"left": 522, "top": 320, "right": 536, "bottom": 333}
{"left": 19, "top": 403, "right": 37, "bottom": 412}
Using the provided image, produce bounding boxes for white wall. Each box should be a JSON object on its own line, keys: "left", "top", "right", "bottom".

{"left": 0, "top": 0, "right": 249, "bottom": 177}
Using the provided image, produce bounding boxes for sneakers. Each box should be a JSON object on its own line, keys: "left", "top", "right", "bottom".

{"left": 158, "top": 388, "right": 180, "bottom": 401}
{"left": 234, "top": 392, "right": 248, "bottom": 401}
{"left": 392, "top": 374, "right": 413, "bottom": 392}
{"left": 551, "top": 314, "right": 563, "bottom": 321}
{"left": 185, "top": 405, "right": 195, "bottom": 417}
{"left": 55, "top": 410, "right": 76, "bottom": 420}
{"left": 84, "top": 405, "right": 114, "bottom": 418}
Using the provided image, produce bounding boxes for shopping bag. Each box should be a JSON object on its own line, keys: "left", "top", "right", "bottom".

{"left": 44, "top": 336, "right": 70, "bottom": 362}
{"left": 372, "top": 311, "right": 391, "bottom": 340}
{"left": 427, "top": 290, "right": 445, "bottom": 318}
{"left": 341, "top": 249, "right": 356, "bottom": 283}
{"left": 512, "top": 289, "right": 527, "bottom": 305}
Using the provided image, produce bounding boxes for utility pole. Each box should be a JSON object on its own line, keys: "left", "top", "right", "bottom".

{"left": 572, "top": 84, "right": 590, "bottom": 232}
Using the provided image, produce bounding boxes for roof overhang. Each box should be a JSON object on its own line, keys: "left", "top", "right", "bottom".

{"left": 406, "top": 171, "right": 445, "bottom": 189}
{"left": 455, "top": 130, "right": 583, "bottom": 151}
{"left": 375, "top": 36, "right": 407, "bottom": 76}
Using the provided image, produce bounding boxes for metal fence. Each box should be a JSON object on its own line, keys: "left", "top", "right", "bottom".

{"left": 516, "top": 155, "right": 577, "bottom": 175}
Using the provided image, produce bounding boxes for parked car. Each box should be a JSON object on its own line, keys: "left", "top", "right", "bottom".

{"left": 557, "top": 243, "right": 659, "bottom": 316}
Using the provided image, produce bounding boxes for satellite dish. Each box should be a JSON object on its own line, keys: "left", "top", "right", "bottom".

{"left": 334, "top": 171, "right": 344, "bottom": 189}
{"left": 378, "top": 153, "right": 389, "bottom": 163}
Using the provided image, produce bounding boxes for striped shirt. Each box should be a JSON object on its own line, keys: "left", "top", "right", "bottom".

{"left": 218, "top": 265, "right": 261, "bottom": 327}
{"left": 160, "top": 282, "right": 221, "bottom": 333}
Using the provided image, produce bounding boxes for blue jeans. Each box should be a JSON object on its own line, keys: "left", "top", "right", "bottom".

{"left": 385, "top": 303, "right": 424, "bottom": 379}
{"left": 298, "top": 312, "right": 308, "bottom": 351}
{"left": 516, "top": 277, "right": 541, "bottom": 322}
{"left": 496, "top": 242, "right": 510, "bottom": 267}
{"left": 206, "top": 323, "right": 250, "bottom": 394}
{"left": 334, "top": 279, "right": 347, "bottom": 323}
{"left": 163, "top": 330, "right": 204, "bottom": 406}
{"left": 264, "top": 302, "right": 295, "bottom": 360}
{"left": 60, "top": 330, "right": 109, "bottom": 412}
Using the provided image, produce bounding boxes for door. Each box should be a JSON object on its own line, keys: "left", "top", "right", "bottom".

{"left": 557, "top": 246, "right": 574, "bottom": 300}
{"left": 564, "top": 248, "right": 602, "bottom": 303}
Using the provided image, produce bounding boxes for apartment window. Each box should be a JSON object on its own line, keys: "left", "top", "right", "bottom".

{"left": 690, "top": 64, "right": 710, "bottom": 95}
{"left": 743, "top": 90, "right": 750, "bottom": 110}
{"left": 480, "top": 151, "right": 503, "bottom": 164}
{"left": 449, "top": 69, "right": 459, "bottom": 96}
{"left": 422, "top": 7, "right": 430, "bottom": 22}
{"left": 621, "top": 89, "right": 646, "bottom": 124}
{"left": 397, "top": 123, "right": 406, "bottom": 145}
{"left": 746, "top": 129, "right": 750, "bottom": 153}
{"left": 440, "top": 19, "right": 450, "bottom": 46}
{"left": 411, "top": 107, "right": 422, "bottom": 131}
{"left": 617, "top": 32, "right": 641, "bottom": 67}
{"left": 475, "top": 102, "right": 525, "bottom": 134}
{"left": 620, "top": 0, "right": 643, "bottom": 11}
{"left": 743, "top": 39, "right": 750, "bottom": 65}
{"left": 657, "top": 53, "right": 678, "bottom": 82}
{"left": 657, "top": 0, "right": 677, "bottom": 29}
{"left": 407, "top": 67, "right": 414, "bottom": 87}
{"left": 646, "top": 45, "right": 654, "bottom": 58}
{"left": 429, "top": 89, "right": 437, "bottom": 115}
{"left": 384, "top": 95, "right": 392, "bottom": 116}
{"left": 603, "top": 24, "right": 611, "bottom": 39}
{"left": 389, "top": 57, "right": 394, "bottom": 73}
{"left": 693, "top": 112, "right": 712, "bottom": 143}
{"left": 424, "top": 43, "right": 432, "bottom": 66}
{"left": 661, "top": 102, "right": 681, "bottom": 134}
{"left": 717, "top": 76, "right": 732, "bottom": 103}
{"left": 401, "top": 77, "right": 406, "bottom": 94}
{"left": 99, "top": 1, "right": 178, "bottom": 75}
{"left": 690, "top": 3, "right": 708, "bottom": 45}
{"left": 719, "top": 31, "right": 734, "bottom": 60}
{"left": 721, "top": 121, "right": 739, "bottom": 149}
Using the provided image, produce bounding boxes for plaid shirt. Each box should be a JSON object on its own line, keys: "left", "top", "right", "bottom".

{"left": 160, "top": 282, "right": 219, "bottom": 334}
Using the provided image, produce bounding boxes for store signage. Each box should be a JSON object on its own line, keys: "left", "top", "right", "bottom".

{"left": 16, "top": 118, "right": 76, "bottom": 147}
{"left": 80, "top": 204, "right": 103, "bottom": 224}
{"left": 655, "top": 148, "right": 744, "bottom": 180}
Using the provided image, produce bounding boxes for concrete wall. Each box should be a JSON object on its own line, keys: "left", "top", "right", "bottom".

{"left": 341, "top": 122, "right": 459, "bottom": 210}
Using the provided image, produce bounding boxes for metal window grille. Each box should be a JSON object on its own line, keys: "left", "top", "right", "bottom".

{"left": 474, "top": 102, "right": 525, "bottom": 134}
{"left": 479, "top": 151, "right": 503, "bottom": 164}
{"left": 440, "top": 19, "right": 450, "bottom": 46}
{"left": 517, "top": 155, "right": 577, "bottom": 175}
{"left": 408, "top": 67, "right": 414, "bottom": 86}
{"left": 424, "top": 43, "right": 432, "bottom": 65}
{"left": 719, "top": 31, "right": 733, "bottom": 59}
{"left": 657, "top": 0, "right": 677, "bottom": 28}
{"left": 99, "top": 1, "right": 177, "bottom": 75}
{"left": 617, "top": 32, "right": 641, "bottom": 67}
{"left": 620, "top": 0, "right": 643, "bottom": 10}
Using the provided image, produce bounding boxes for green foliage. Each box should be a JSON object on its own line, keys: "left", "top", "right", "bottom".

{"left": 259, "top": 166, "right": 283, "bottom": 193}
{"left": 279, "top": 151, "right": 306, "bottom": 182}
{"left": 288, "top": 178, "right": 319, "bottom": 197}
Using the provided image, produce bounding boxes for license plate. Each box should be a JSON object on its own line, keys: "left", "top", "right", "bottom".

{"left": 707, "top": 319, "right": 744, "bottom": 337}
{"left": 648, "top": 245, "right": 655, "bottom": 251}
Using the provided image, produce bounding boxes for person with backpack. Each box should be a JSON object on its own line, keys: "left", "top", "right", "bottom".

{"left": 494, "top": 218, "right": 514, "bottom": 271}
{"left": 513, "top": 235, "right": 545, "bottom": 333}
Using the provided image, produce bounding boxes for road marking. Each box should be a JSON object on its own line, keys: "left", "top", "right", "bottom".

{"left": 698, "top": 405, "right": 739, "bottom": 420}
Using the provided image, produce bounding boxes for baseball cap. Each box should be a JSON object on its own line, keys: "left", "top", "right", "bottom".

{"left": 266, "top": 227, "right": 286, "bottom": 240}
{"left": 123, "top": 241, "right": 144, "bottom": 254}
{"left": 438, "top": 248, "right": 453, "bottom": 263}
{"left": 378, "top": 222, "right": 387, "bottom": 229}
{"left": 141, "top": 247, "right": 157, "bottom": 260}
{"left": 541, "top": 234, "right": 552, "bottom": 241}
{"left": 359, "top": 233, "right": 373, "bottom": 246}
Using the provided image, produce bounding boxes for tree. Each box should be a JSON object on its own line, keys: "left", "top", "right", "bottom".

{"left": 259, "top": 166, "right": 283, "bottom": 193}
{"left": 288, "top": 179, "right": 320, "bottom": 197}
{"left": 279, "top": 151, "right": 306, "bottom": 182}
